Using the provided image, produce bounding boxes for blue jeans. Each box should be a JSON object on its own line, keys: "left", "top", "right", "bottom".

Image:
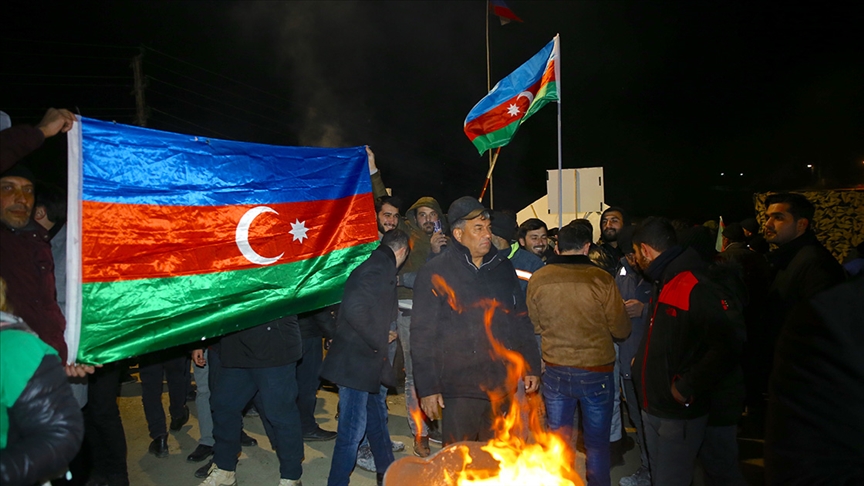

{"left": 328, "top": 386, "right": 394, "bottom": 486}
{"left": 211, "top": 362, "right": 303, "bottom": 481}
{"left": 544, "top": 365, "right": 614, "bottom": 486}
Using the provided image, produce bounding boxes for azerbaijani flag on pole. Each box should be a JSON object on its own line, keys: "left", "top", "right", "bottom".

{"left": 64, "top": 118, "right": 378, "bottom": 364}
{"left": 464, "top": 34, "right": 559, "bottom": 155}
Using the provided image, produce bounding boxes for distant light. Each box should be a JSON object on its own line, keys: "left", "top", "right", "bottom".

{"left": 720, "top": 172, "right": 724, "bottom": 176}
{"left": 739, "top": 173, "right": 744, "bottom": 176}
{"left": 807, "top": 164, "right": 813, "bottom": 168}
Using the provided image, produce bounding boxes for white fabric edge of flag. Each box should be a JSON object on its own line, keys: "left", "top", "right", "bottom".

{"left": 64, "top": 116, "right": 83, "bottom": 364}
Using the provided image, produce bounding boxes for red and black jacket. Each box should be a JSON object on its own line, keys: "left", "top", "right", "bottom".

{"left": 632, "top": 246, "right": 742, "bottom": 420}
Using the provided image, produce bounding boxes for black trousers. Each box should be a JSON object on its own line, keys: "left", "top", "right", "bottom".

{"left": 138, "top": 351, "right": 189, "bottom": 439}
{"left": 85, "top": 362, "right": 129, "bottom": 485}
{"left": 441, "top": 397, "right": 497, "bottom": 446}
{"left": 296, "top": 336, "right": 324, "bottom": 434}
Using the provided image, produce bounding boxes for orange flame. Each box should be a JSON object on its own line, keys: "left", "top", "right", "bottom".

{"left": 410, "top": 406, "right": 427, "bottom": 438}
{"left": 429, "top": 275, "right": 581, "bottom": 485}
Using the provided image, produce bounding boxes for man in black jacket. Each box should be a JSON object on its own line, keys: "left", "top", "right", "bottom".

{"left": 199, "top": 316, "right": 305, "bottom": 486}
{"left": 630, "top": 217, "right": 741, "bottom": 486}
{"left": 411, "top": 197, "right": 541, "bottom": 445}
{"left": 320, "top": 229, "right": 409, "bottom": 486}
{"left": 762, "top": 193, "right": 845, "bottom": 350}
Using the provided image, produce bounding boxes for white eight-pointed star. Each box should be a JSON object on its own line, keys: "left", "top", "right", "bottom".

{"left": 507, "top": 103, "right": 521, "bottom": 116}
{"left": 289, "top": 219, "right": 309, "bottom": 243}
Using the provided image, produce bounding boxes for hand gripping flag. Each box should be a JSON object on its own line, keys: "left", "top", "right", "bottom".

{"left": 64, "top": 118, "right": 378, "bottom": 364}
{"left": 464, "top": 35, "right": 559, "bottom": 155}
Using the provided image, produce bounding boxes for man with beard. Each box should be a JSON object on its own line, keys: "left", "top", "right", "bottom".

{"left": 518, "top": 218, "right": 551, "bottom": 261}
{"left": 615, "top": 226, "right": 653, "bottom": 486}
{"left": 375, "top": 195, "right": 401, "bottom": 239}
{"left": 412, "top": 197, "right": 541, "bottom": 445}
{"left": 630, "top": 217, "right": 741, "bottom": 486}
{"left": 598, "top": 207, "right": 626, "bottom": 271}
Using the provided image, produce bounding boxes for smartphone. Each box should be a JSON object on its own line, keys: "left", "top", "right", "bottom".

{"left": 433, "top": 220, "right": 442, "bottom": 233}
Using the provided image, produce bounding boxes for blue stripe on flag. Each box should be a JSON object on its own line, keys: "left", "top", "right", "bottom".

{"left": 80, "top": 117, "right": 371, "bottom": 206}
{"left": 464, "top": 39, "right": 555, "bottom": 124}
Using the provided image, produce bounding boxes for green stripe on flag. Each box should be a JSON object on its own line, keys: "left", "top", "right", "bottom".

{"left": 77, "top": 242, "right": 377, "bottom": 364}
{"left": 525, "top": 81, "right": 558, "bottom": 119}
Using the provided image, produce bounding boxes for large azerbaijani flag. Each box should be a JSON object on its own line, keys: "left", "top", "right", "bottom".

{"left": 464, "top": 34, "right": 560, "bottom": 154}
{"left": 64, "top": 117, "right": 378, "bottom": 364}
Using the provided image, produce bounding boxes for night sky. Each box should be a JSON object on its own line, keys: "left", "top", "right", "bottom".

{"left": 3, "top": 1, "right": 862, "bottom": 223}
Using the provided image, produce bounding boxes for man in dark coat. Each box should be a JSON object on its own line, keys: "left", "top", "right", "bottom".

{"left": 765, "top": 276, "right": 864, "bottom": 485}
{"left": 630, "top": 217, "right": 741, "bottom": 486}
{"left": 411, "top": 197, "right": 541, "bottom": 445}
{"left": 320, "top": 229, "right": 410, "bottom": 486}
{"left": 762, "top": 193, "right": 845, "bottom": 348}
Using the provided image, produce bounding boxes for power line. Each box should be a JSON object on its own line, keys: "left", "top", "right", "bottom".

{"left": 147, "top": 87, "right": 289, "bottom": 137}
{"left": 1, "top": 73, "right": 130, "bottom": 79}
{"left": 141, "top": 45, "right": 298, "bottom": 106}
{"left": 149, "top": 108, "right": 233, "bottom": 139}
{"left": 144, "top": 59, "right": 290, "bottom": 113}
{"left": 1, "top": 82, "right": 130, "bottom": 87}
{"left": 1, "top": 37, "right": 138, "bottom": 50}
{"left": 147, "top": 76, "right": 288, "bottom": 127}
{"left": 4, "top": 51, "right": 132, "bottom": 60}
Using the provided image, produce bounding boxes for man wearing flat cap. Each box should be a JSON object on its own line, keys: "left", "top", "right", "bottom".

{"left": 410, "top": 197, "right": 541, "bottom": 445}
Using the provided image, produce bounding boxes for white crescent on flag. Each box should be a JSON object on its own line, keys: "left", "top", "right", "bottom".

{"left": 236, "top": 206, "right": 284, "bottom": 265}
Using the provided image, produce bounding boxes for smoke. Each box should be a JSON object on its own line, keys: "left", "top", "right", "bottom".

{"left": 229, "top": 1, "right": 375, "bottom": 147}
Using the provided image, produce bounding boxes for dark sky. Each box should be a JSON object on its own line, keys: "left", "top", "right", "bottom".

{"left": 3, "top": 1, "right": 863, "bottom": 223}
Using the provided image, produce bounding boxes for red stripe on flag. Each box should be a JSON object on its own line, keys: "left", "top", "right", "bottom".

{"left": 464, "top": 79, "right": 541, "bottom": 141}
{"left": 82, "top": 193, "right": 377, "bottom": 283}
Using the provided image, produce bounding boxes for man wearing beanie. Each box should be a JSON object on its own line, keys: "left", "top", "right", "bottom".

{"left": 411, "top": 197, "right": 541, "bottom": 445}
{"left": 488, "top": 210, "right": 544, "bottom": 297}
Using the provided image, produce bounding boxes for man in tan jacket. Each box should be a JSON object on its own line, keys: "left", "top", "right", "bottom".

{"left": 527, "top": 223, "right": 631, "bottom": 486}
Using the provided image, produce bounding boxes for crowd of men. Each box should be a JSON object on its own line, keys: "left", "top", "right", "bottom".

{"left": 1, "top": 109, "right": 862, "bottom": 486}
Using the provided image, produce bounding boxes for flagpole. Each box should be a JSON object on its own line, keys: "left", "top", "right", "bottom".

{"left": 478, "top": 147, "right": 502, "bottom": 202}
{"left": 485, "top": 0, "right": 494, "bottom": 208}
{"left": 556, "top": 34, "right": 563, "bottom": 229}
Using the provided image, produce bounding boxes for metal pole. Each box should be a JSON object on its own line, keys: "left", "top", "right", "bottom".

{"left": 556, "top": 35, "right": 563, "bottom": 229}
{"left": 486, "top": 1, "right": 494, "bottom": 208}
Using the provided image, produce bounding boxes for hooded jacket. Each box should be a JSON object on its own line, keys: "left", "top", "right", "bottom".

{"left": 631, "top": 246, "right": 742, "bottom": 420}
{"left": 411, "top": 240, "right": 541, "bottom": 401}
{"left": 397, "top": 197, "right": 446, "bottom": 300}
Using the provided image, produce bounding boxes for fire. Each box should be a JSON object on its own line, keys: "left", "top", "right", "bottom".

{"left": 428, "top": 276, "right": 582, "bottom": 486}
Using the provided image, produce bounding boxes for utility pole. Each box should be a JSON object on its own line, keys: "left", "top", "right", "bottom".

{"left": 131, "top": 48, "right": 149, "bottom": 127}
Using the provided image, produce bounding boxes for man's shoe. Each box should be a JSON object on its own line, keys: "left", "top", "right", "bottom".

{"left": 148, "top": 435, "right": 169, "bottom": 458}
{"left": 376, "top": 472, "right": 385, "bottom": 486}
{"left": 198, "top": 464, "right": 237, "bottom": 486}
{"left": 356, "top": 444, "right": 376, "bottom": 472}
{"left": 619, "top": 465, "right": 651, "bottom": 486}
{"left": 187, "top": 444, "right": 214, "bottom": 462}
{"left": 428, "top": 427, "right": 442, "bottom": 444}
{"left": 413, "top": 435, "right": 431, "bottom": 458}
{"left": 391, "top": 440, "right": 405, "bottom": 453}
{"left": 278, "top": 479, "right": 302, "bottom": 486}
{"left": 170, "top": 405, "right": 190, "bottom": 431}
{"left": 240, "top": 430, "right": 258, "bottom": 447}
{"left": 302, "top": 426, "right": 337, "bottom": 442}
{"left": 195, "top": 461, "right": 214, "bottom": 479}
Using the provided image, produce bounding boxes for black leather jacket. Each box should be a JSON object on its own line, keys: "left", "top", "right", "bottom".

{"left": 1, "top": 320, "right": 84, "bottom": 486}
